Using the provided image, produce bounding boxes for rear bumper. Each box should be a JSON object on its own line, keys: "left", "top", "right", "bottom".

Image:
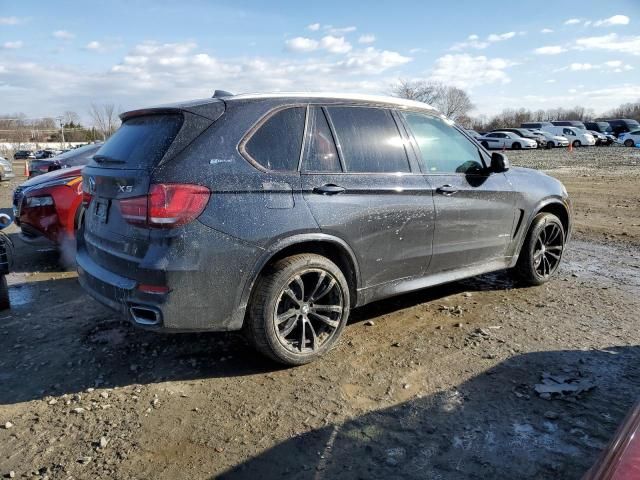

{"left": 76, "top": 222, "right": 262, "bottom": 332}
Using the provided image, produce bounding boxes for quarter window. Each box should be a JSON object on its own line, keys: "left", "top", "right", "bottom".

{"left": 402, "top": 112, "right": 483, "bottom": 174}
{"left": 245, "top": 107, "right": 306, "bottom": 171}
{"left": 302, "top": 107, "right": 341, "bottom": 172}
{"left": 326, "top": 107, "right": 410, "bottom": 173}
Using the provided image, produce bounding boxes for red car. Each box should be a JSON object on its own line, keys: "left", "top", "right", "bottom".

{"left": 584, "top": 401, "right": 640, "bottom": 479}
{"left": 13, "top": 166, "right": 84, "bottom": 246}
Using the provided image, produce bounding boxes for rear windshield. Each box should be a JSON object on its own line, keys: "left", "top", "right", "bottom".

{"left": 93, "top": 114, "right": 183, "bottom": 169}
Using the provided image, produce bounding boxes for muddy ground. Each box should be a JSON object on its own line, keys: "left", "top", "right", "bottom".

{"left": 0, "top": 146, "right": 639, "bottom": 479}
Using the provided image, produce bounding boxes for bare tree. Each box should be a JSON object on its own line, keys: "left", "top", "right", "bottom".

{"left": 63, "top": 111, "right": 81, "bottom": 126}
{"left": 603, "top": 100, "right": 640, "bottom": 121}
{"left": 391, "top": 80, "right": 475, "bottom": 121}
{"left": 88, "top": 103, "right": 121, "bottom": 140}
{"left": 391, "top": 79, "right": 442, "bottom": 105}
{"left": 437, "top": 86, "right": 475, "bottom": 121}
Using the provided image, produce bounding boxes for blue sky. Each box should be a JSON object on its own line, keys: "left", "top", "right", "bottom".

{"left": 1, "top": 0, "right": 638, "bottom": 122}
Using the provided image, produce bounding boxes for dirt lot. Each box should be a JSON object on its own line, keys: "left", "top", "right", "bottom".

{"left": 1, "top": 146, "right": 639, "bottom": 479}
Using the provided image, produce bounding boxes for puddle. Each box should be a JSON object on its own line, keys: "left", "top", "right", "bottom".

{"left": 8, "top": 283, "right": 37, "bottom": 306}
{"left": 86, "top": 321, "right": 131, "bottom": 346}
{"left": 564, "top": 240, "right": 640, "bottom": 292}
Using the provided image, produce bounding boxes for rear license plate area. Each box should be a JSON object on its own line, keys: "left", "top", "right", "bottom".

{"left": 95, "top": 199, "right": 109, "bottom": 223}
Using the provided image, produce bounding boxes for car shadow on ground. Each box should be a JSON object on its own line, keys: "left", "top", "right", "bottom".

{"left": 1, "top": 267, "right": 529, "bottom": 406}
{"left": 216, "top": 346, "right": 640, "bottom": 480}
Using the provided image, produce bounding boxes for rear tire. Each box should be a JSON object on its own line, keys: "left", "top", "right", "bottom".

{"left": 246, "top": 254, "right": 350, "bottom": 366}
{"left": 514, "top": 213, "right": 565, "bottom": 286}
{"left": 0, "top": 275, "right": 10, "bottom": 311}
{"left": 624, "top": 139, "right": 635, "bottom": 147}
{"left": 572, "top": 140, "right": 581, "bottom": 148}
{"left": 512, "top": 142, "right": 521, "bottom": 150}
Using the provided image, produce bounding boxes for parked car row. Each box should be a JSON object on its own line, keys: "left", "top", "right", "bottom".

{"left": 467, "top": 117, "right": 638, "bottom": 150}
{"left": 27, "top": 143, "right": 102, "bottom": 178}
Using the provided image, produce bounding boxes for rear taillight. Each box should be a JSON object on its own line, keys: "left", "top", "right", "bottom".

{"left": 119, "top": 183, "right": 210, "bottom": 228}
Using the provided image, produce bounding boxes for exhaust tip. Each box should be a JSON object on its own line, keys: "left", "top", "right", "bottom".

{"left": 129, "top": 305, "right": 162, "bottom": 326}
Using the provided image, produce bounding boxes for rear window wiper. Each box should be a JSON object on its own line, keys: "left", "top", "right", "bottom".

{"left": 93, "top": 154, "right": 125, "bottom": 163}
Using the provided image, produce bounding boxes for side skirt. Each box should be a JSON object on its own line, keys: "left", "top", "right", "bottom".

{"left": 356, "top": 258, "right": 512, "bottom": 307}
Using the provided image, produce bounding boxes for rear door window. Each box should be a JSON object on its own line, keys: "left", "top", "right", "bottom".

{"left": 326, "top": 106, "right": 410, "bottom": 173}
{"left": 245, "top": 107, "right": 306, "bottom": 171}
{"left": 93, "top": 115, "right": 183, "bottom": 169}
{"left": 402, "top": 112, "right": 483, "bottom": 174}
{"left": 302, "top": 107, "right": 342, "bottom": 172}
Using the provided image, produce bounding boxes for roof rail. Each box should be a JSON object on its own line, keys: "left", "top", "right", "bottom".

{"left": 212, "top": 90, "right": 233, "bottom": 98}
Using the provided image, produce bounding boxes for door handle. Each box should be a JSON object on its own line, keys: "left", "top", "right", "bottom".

{"left": 312, "top": 184, "right": 346, "bottom": 195}
{"left": 436, "top": 184, "right": 458, "bottom": 196}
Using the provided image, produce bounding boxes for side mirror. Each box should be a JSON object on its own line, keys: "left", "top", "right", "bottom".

{"left": 490, "top": 152, "right": 510, "bottom": 173}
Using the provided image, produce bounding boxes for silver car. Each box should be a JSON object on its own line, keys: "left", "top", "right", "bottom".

{"left": 0, "top": 157, "right": 15, "bottom": 181}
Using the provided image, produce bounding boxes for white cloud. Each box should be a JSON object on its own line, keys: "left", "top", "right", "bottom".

{"left": 569, "top": 63, "right": 594, "bottom": 71}
{"left": 477, "top": 84, "right": 640, "bottom": 116}
{"left": 285, "top": 36, "right": 319, "bottom": 52}
{"left": 339, "top": 47, "right": 411, "bottom": 73}
{"left": 594, "top": 15, "right": 630, "bottom": 27}
{"left": 541, "top": 28, "right": 554, "bottom": 34}
{"left": 284, "top": 35, "right": 354, "bottom": 55}
{"left": 358, "top": 34, "right": 375, "bottom": 44}
{"left": 451, "top": 31, "right": 517, "bottom": 51}
{"left": 2, "top": 40, "right": 23, "bottom": 49}
{"left": 307, "top": 23, "right": 320, "bottom": 31}
{"left": 0, "top": 16, "right": 23, "bottom": 25}
{"left": 555, "top": 59, "right": 634, "bottom": 73}
{"left": 545, "top": 79, "right": 556, "bottom": 83}
{"left": 86, "top": 41, "right": 102, "bottom": 50}
{"left": 574, "top": 33, "right": 640, "bottom": 55}
{"left": 52, "top": 30, "right": 75, "bottom": 40}
{"left": 534, "top": 45, "right": 567, "bottom": 55}
{"left": 320, "top": 35, "right": 352, "bottom": 54}
{"left": 325, "top": 25, "right": 356, "bottom": 35}
{"left": 430, "top": 54, "right": 515, "bottom": 88}
{"left": 564, "top": 18, "right": 582, "bottom": 25}
{"left": 487, "top": 32, "right": 516, "bottom": 42}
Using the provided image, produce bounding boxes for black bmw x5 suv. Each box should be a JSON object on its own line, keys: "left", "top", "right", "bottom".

{"left": 77, "top": 92, "right": 572, "bottom": 365}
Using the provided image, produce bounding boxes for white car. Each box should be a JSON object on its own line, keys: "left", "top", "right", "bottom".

{"left": 541, "top": 126, "right": 595, "bottom": 147}
{"left": 618, "top": 129, "right": 640, "bottom": 147}
{"left": 529, "top": 129, "right": 569, "bottom": 148}
{"left": 479, "top": 131, "right": 538, "bottom": 150}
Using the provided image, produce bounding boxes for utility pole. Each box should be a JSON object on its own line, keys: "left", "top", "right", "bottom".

{"left": 57, "top": 116, "right": 65, "bottom": 149}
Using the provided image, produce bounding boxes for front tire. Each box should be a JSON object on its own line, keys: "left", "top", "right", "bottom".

{"left": 0, "top": 276, "right": 10, "bottom": 310}
{"left": 246, "top": 254, "right": 350, "bottom": 365}
{"left": 481, "top": 141, "right": 489, "bottom": 149}
{"left": 546, "top": 141, "right": 554, "bottom": 149}
{"left": 624, "top": 139, "right": 635, "bottom": 147}
{"left": 514, "top": 213, "right": 565, "bottom": 286}
{"left": 512, "top": 142, "right": 521, "bottom": 150}
{"left": 573, "top": 140, "right": 581, "bottom": 148}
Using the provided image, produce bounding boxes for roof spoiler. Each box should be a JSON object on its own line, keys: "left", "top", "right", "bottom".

{"left": 212, "top": 90, "right": 233, "bottom": 98}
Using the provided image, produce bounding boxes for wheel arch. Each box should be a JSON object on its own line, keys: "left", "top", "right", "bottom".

{"left": 238, "top": 234, "right": 361, "bottom": 325}
{"left": 536, "top": 200, "right": 570, "bottom": 236}
{"left": 511, "top": 198, "right": 571, "bottom": 264}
